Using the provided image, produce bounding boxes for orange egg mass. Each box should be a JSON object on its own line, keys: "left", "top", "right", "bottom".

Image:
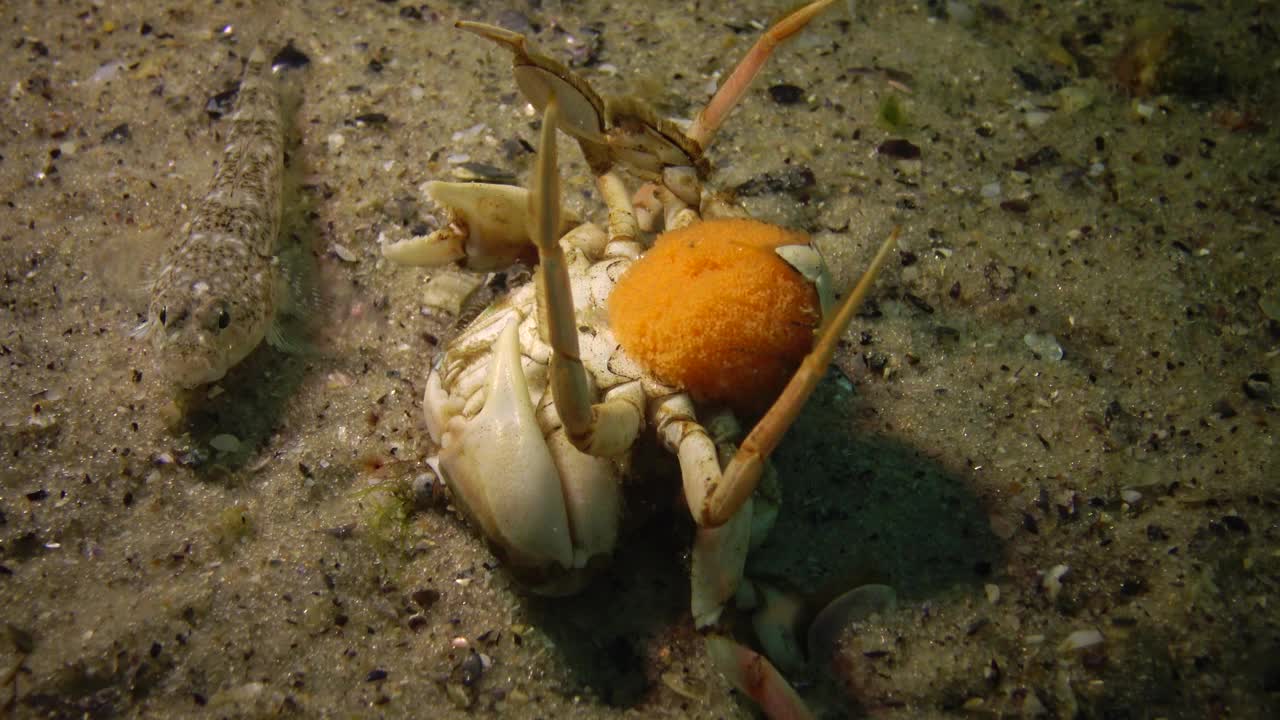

{"left": 608, "top": 218, "right": 820, "bottom": 416}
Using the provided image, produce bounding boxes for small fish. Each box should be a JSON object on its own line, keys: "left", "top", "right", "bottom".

{"left": 135, "top": 46, "right": 286, "bottom": 388}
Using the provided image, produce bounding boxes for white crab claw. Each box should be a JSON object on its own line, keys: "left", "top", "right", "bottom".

{"left": 380, "top": 224, "right": 467, "bottom": 266}
{"left": 383, "top": 182, "right": 583, "bottom": 271}
{"left": 544, "top": 430, "right": 620, "bottom": 570}
{"left": 439, "top": 318, "right": 575, "bottom": 572}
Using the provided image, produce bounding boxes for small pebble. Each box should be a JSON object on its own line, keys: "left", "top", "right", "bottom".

{"left": 102, "top": 123, "right": 132, "bottom": 143}
{"left": 1043, "top": 564, "right": 1069, "bottom": 600}
{"left": 1024, "top": 332, "right": 1064, "bottom": 361}
{"left": 452, "top": 162, "right": 516, "bottom": 184}
{"left": 1056, "top": 85, "right": 1095, "bottom": 113}
{"left": 451, "top": 123, "right": 487, "bottom": 142}
{"left": 351, "top": 112, "right": 389, "bottom": 127}
{"left": 209, "top": 434, "right": 241, "bottom": 453}
{"left": 877, "top": 138, "right": 921, "bottom": 159}
{"left": 1242, "top": 372, "right": 1271, "bottom": 401}
{"left": 734, "top": 165, "right": 815, "bottom": 197}
{"left": 1024, "top": 110, "right": 1051, "bottom": 127}
{"left": 458, "top": 650, "right": 485, "bottom": 686}
{"left": 768, "top": 83, "right": 805, "bottom": 105}
{"left": 1059, "top": 628, "right": 1104, "bottom": 652}
{"left": 411, "top": 587, "right": 441, "bottom": 610}
{"left": 330, "top": 243, "right": 358, "bottom": 262}
{"left": 90, "top": 61, "right": 125, "bottom": 84}
{"left": 272, "top": 42, "right": 311, "bottom": 70}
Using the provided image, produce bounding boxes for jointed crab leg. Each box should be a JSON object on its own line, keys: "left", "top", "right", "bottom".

{"left": 706, "top": 635, "right": 815, "bottom": 720}
{"left": 688, "top": 227, "right": 901, "bottom": 528}
{"left": 688, "top": 0, "right": 837, "bottom": 147}
{"left": 529, "top": 97, "right": 645, "bottom": 457}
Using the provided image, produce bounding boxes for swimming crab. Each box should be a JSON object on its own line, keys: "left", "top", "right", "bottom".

{"left": 388, "top": 0, "right": 897, "bottom": 714}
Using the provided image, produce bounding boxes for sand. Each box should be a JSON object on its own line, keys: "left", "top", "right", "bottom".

{"left": 1, "top": 1, "right": 1276, "bottom": 717}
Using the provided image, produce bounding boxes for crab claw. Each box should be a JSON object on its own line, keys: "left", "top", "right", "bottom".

{"left": 380, "top": 182, "right": 580, "bottom": 271}
{"left": 438, "top": 318, "right": 573, "bottom": 571}
{"left": 433, "top": 318, "right": 620, "bottom": 594}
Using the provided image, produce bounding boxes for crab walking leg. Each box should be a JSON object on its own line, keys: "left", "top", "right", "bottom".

{"left": 690, "top": 494, "right": 754, "bottom": 627}
{"left": 648, "top": 394, "right": 755, "bottom": 626}
{"left": 706, "top": 636, "right": 815, "bottom": 720}
{"left": 713, "top": 227, "right": 899, "bottom": 526}
{"left": 595, "top": 171, "right": 640, "bottom": 244}
{"left": 529, "top": 98, "right": 644, "bottom": 457}
{"left": 668, "top": 228, "right": 900, "bottom": 528}
{"left": 688, "top": 0, "right": 837, "bottom": 148}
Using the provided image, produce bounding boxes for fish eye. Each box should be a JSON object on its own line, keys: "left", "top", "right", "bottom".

{"left": 217, "top": 307, "right": 231, "bottom": 329}
{"left": 158, "top": 308, "right": 167, "bottom": 326}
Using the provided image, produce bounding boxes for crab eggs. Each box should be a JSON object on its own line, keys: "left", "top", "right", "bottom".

{"left": 609, "top": 218, "right": 823, "bottom": 416}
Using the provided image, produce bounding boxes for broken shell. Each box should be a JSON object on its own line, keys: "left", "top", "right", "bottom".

{"left": 1059, "top": 628, "right": 1104, "bottom": 653}
{"left": 1043, "top": 564, "right": 1069, "bottom": 600}
{"left": 807, "top": 584, "right": 897, "bottom": 666}
{"left": 1024, "top": 332, "right": 1064, "bottom": 361}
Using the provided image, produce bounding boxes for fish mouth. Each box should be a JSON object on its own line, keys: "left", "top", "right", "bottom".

{"left": 151, "top": 333, "right": 235, "bottom": 389}
{"left": 160, "top": 352, "right": 231, "bottom": 389}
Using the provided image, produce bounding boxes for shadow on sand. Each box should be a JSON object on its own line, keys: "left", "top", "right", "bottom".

{"left": 513, "top": 375, "right": 1003, "bottom": 713}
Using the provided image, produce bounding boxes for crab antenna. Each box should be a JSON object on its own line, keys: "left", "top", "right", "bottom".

{"left": 688, "top": 0, "right": 837, "bottom": 147}
{"left": 703, "top": 226, "right": 899, "bottom": 527}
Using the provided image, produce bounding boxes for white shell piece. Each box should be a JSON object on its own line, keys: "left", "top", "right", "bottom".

{"left": 421, "top": 270, "right": 486, "bottom": 315}
{"left": 807, "top": 584, "right": 898, "bottom": 665}
{"left": 1060, "top": 628, "right": 1105, "bottom": 652}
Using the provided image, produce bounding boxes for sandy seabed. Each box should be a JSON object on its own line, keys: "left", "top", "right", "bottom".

{"left": 1, "top": 1, "right": 1277, "bottom": 717}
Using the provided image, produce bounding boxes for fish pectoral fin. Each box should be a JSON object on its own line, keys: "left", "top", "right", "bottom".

{"left": 265, "top": 314, "right": 310, "bottom": 355}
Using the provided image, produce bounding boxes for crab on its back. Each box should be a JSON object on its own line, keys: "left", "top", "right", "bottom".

{"left": 136, "top": 46, "right": 285, "bottom": 388}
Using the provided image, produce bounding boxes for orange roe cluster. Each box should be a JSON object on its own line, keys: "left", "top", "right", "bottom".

{"left": 608, "top": 218, "right": 820, "bottom": 416}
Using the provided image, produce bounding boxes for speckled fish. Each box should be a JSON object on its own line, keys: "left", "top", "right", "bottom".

{"left": 135, "top": 46, "right": 285, "bottom": 388}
